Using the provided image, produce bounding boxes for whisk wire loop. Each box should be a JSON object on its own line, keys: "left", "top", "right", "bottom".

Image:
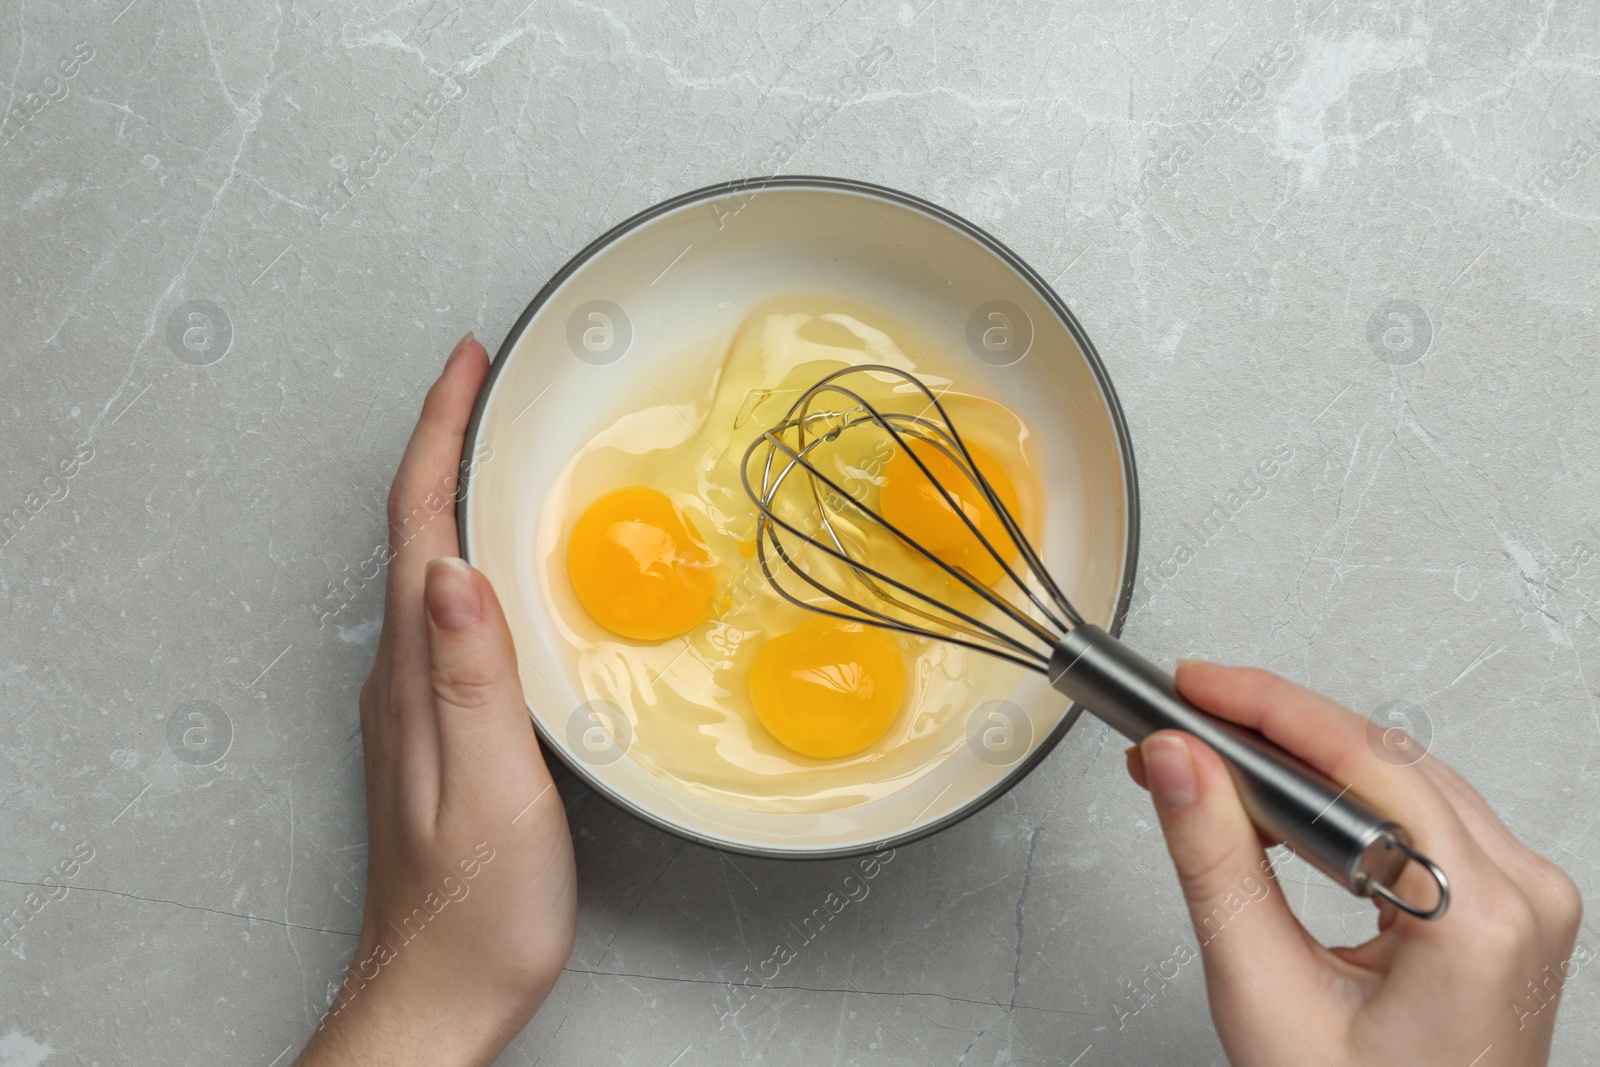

{"left": 751, "top": 425, "right": 1054, "bottom": 666}
{"left": 741, "top": 364, "right": 1083, "bottom": 669}
{"left": 787, "top": 367, "right": 1081, "bottom": 628}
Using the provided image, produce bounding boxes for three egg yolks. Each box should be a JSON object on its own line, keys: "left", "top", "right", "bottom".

{"left": 567, "top": 442, "right": 1018, "bottom": 758}
{"left": 878, "top": 438, "right": 1020, "bottom": 586}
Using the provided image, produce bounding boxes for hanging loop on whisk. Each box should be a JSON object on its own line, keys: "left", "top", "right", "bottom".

{"left": 1360, "top": 835, "right": 1451, "bottom": 920}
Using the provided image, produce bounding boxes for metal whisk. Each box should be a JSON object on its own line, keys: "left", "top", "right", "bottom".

{"left": 742, "top": 364, "right": 1449, "bottom": 919}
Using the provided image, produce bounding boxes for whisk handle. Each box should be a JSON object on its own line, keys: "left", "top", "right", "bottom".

{"left": 1048, "top": 626, "right": 1448, "bottom": 919}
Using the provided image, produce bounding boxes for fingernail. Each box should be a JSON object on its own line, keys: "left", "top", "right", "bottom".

{"left": 1143, "top": 733, "right": 1199, "bottom": 813}
{"left": 448, "top": 331, "right": 476, "bottom": 364}
{"left": 426, "top": 557, "right": 480, "bottom": 630}
{"left": 1175, "top": 657, "right": 1208, "bottom": 672}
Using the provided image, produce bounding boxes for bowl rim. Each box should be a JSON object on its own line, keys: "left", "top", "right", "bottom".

{"left": 458, "top": 174, "right": 1141, "bottom": 859}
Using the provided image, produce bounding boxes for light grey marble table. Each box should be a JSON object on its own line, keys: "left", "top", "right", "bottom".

{"left": 4, "top": 1, "right": 1598, "bottom": 1064}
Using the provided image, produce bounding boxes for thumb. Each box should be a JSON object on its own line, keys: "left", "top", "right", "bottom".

{"left": 1137, "top": 731, "right": 1315, "bottom": 993}
{"left": 424, "top": 557, "right": 551, "bottom": 820}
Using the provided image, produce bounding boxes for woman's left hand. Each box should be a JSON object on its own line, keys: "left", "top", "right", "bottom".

{"left": 296, "top": 333, "right": 577, "bottom": 1067}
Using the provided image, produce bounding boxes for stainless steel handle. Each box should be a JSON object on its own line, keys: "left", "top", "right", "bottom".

{"left": 1050, "top": 626, "right": 1449, "bottom": 919}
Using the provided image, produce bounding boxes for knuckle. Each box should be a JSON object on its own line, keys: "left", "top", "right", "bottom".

{"left": 1477, "top": 889, "right": 1541, "bottom": 952}
{"left": 358, "top": 673, "right": 390, "bottom": 726}
{"left": 386, "top": 483, "right": 413, "bottom": 530}
{"left": 431, "top": 664, "right": 499, "bottom": 711}
{"left": 415, "top": 379, "right": 457, "bottom": 434}
{"left": 1235, "top": 665, "right": 1288, "bottom": 693}
{"left": 1234, "top": 666, "right": 1304, "bottom": 710}
{"left": 1176, "top": 844, "right": 1254, "bottom": 910}
{"left": 1536, "top": 862, "right": 1584, "bottom": 933}
{"left": 421, "top": 374, "right": 450, "bottom": 414}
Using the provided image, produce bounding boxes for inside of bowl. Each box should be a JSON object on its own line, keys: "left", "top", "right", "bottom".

{"left": 463, "top": 180, "right": 1133, "bottom": 856}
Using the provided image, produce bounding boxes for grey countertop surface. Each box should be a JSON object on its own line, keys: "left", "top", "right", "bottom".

{"left": 3, "top": 1, "right": 1598, "bottom": 1064}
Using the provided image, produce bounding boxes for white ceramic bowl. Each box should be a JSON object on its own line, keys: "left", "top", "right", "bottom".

{"left": 460, "top": 177, "right": 1139, "bottom": 858}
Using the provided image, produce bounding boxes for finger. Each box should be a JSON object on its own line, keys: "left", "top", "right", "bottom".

{"left": 1174, "top": 661, "right": 1474, "bottom": 864}
{"left": 425, "top": 557, "right": 554, "bottom": 828}
{"left": 1365, "top": 705, "right": 1529, "bottom": 873}
{"left": 1138, "top": 731, "right": 1323, "bottom": 1001}
{"left": 373, "top": 334, "right": 491, "bottom": 807}
{"left": 1414, "top": 757, "right": 1555, "bottom": 880}
{"left": 1130, "top": 746, "right": 1314, "bottom": 853}
{"left": 1415, "top": 756, "right": 1585, "bottom": 933}
{"left": 386, "top": 333, "right": 490, "bottom": 596}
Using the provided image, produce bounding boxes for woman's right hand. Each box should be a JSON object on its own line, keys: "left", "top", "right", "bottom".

{"left": 1126, "top": 661, "right": 1583, "bottom": 1066}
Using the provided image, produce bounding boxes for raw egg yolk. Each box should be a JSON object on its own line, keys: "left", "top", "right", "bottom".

{"left": 748, "top": 616, "right": 906, "bottom": 759}
{"left": 567, "top": 487, "right": 716, "bottom": 641}
{"left": 879, "top": 438, "right": 1020, "bottom": 586}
